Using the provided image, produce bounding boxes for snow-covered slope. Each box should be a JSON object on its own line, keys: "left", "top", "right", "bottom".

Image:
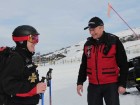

{"left": 38, "top": 63, "right": 140, "bottom": 105}
{"left": 44, "top": 27, "right": 140, "bottom": 63}
{"left": 34, "top": 27, "right": 140, "bottom": 66}
{"left": 114, "top": 28, "right": 140, "bottom": 38}
{"left": 37, "top": 28, "right": 140, "bottom": 105}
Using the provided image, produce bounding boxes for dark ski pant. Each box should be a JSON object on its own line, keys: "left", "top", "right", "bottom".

{"left": 87, "top": 83, "right": 120, "bottom": 105}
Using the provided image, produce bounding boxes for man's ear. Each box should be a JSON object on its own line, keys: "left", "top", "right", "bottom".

{"left": 100, "top": 26, "right": 104, "bottom": 32}
{"left": 101, "top": 26, "right": 104, "bottom": 29}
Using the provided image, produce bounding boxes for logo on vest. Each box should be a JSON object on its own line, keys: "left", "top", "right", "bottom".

{"left": 87, "top": 45, "right": 92, "bottom": 58}
{"left": 28, "top": 73, "right": 37, "bottom": 83}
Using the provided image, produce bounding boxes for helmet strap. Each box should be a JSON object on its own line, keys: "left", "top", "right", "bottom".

{"left": 16, "top": 41, "right": 27, "bottom": 49}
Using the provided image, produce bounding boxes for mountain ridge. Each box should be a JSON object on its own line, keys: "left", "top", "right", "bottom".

{"left": 33, "top": 28, "right": 140, "bottom": 64}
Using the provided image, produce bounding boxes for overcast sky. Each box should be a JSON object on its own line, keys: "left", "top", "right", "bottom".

{"left": 0, "top": 0, "right": 139, "bottom": 54}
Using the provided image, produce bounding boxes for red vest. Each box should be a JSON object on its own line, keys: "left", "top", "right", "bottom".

{"left": 84, "top": 44, "right": 119, "bottom": 84}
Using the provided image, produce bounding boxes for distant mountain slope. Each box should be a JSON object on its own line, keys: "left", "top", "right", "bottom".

{"left": 34, "top": 28, "right": 140, "bottom": 64}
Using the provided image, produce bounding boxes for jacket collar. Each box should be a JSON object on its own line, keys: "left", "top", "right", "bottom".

{"left": 87, "top": 31, "right": 107, "bottom": 44}
{"left": 15, "top": 46, "right": 34, "bottom": 60}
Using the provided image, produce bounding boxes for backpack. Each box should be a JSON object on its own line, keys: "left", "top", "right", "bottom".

{"left": 0, "top": 47, "right": 15, "bottom": 70}
{"left": 0, "top": 47, "right": 15, "bottom": 105}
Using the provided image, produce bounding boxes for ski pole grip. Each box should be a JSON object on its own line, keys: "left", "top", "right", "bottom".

{"left": 41, "top": 77, "right": 46, "bottom": 82}
{"left": 46, "top": 68, "right": 53, "bottom": 87}
{"left": 47, "top": 68, "right": 53, "bottom": 80}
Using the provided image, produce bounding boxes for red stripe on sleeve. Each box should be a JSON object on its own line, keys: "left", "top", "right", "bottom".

{"left": 16, "top": 86, "right": 37, "bottom": 97}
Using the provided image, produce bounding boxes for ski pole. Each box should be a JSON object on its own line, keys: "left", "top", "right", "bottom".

{"left": 46, "top": 68, "right": 53, "bottom": 105}
{"left": 49, "top": 79, "right": 52, "bottom": 105}
{"left": 41, "top": 93, "right": 44, "bottom": 105}
{"left": 41, "top": 77, "right": 46, "bottom": 105}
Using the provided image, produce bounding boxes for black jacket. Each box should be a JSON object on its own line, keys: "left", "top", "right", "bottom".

{"left": 77, "top": 31, "right": 129, "bottom": 88}
{"left": 0, "top": 47, "right": 40, "bottom": 105}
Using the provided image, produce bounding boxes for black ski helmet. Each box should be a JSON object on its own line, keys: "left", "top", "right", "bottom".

{"left": 12, "top": 25, "right": 39, "bottom": 48}
{"left": 12, "top": 25, "right": 39, "bottom": 38}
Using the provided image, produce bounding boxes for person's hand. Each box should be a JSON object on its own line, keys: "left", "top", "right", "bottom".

{"left": 77, "top": 85, "right": 83, "bottom": 96}
{"left": 118, "top": 86, "right": 126, "bottom": 94}
{"left": 36, "top": 82, "right": 47, "bottom": 94}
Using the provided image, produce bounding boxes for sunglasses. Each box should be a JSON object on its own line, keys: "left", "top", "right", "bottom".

{"left": 12, "top": 35, "right": 39, "bottom": 44}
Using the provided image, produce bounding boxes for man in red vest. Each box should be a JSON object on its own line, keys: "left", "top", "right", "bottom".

{"left": 77, "top": 17, "right": 128, "bottom": 105}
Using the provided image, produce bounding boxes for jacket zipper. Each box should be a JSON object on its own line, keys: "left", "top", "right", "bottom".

{"left": 95, "top": 45, "right": 99, "bottom": 84}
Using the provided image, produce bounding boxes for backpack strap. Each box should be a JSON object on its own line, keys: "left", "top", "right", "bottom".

{"left": 0, "top": 47, "right": 7, "bottom": 52}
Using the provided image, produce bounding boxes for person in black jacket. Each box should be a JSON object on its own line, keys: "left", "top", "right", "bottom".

{"left": 0, "top": 25, "right": 47, "bottom": 105}
{"left": 77, "top": 17, "right": 128, "bottom": 105}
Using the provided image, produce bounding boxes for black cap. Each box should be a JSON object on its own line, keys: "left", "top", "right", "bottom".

{"left": 84, "top": 17, "right": 104, "bottom": 30}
